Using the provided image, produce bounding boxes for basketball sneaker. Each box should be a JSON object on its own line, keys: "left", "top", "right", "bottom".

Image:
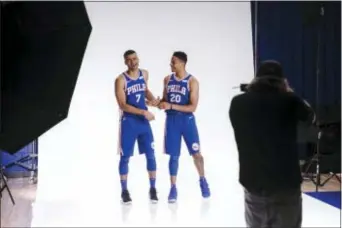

{"left": 200, "top": 178, "right": 210, "bottom": 198}
{"left": 168, "top": 185, "right": 177, "bottom": 203}
{"left": 149, "top": 187, "right": 158, "bottom": 203}
{"left": 121, "top": 189, "right": 132, "bottom": 204}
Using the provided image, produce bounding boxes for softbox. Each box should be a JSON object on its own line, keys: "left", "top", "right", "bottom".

{"left": 0, "top": 2, "right": 92, "bottom": 154}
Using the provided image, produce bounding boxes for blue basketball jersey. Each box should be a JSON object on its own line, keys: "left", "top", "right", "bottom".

{"left": 166, "top": 73, "right": 192, "bottom": 115}
{"left": 122, "top": 70, "right": 147, "bottom": 118}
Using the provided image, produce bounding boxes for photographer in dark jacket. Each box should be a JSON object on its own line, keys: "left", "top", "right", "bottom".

{"left": 229, "top": 60, "right": 315, "bottom": 228}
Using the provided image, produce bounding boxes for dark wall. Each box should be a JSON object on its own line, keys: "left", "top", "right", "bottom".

{"left": 251, "top": 1, "right": 341, "bottom": 107}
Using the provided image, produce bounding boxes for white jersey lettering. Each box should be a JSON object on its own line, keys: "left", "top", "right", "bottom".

{"left": 127, "top": 83, "right": 146, "bottom": 95}
{"left": 167, "top": 84, "right": 186, "bottom": 96}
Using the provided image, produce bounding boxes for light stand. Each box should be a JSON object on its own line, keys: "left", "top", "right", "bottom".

{"left": 303, "top": 5, "right": 324, "bottom": 191}
{"left": 303, "top": 5, "right": 341, "bottom": 190}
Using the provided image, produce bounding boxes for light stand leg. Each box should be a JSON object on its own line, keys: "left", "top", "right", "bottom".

{"left": 0, "top": 169, "right": 15, "bottom": 205}
{"left": 303, "top": 132, "right": 322, "bottom": 191}
{"left": 314, "top": 132, "right": 322, "bottom": 192}
{"left": 320, "top": 173, "right": 339, "bottom": 186}
{"left": 29, "top": 139, "right": 38, "bottom": 184}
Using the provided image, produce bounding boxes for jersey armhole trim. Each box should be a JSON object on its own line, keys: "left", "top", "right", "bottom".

{"left": 141, "top": 69, "right": 148, "bottom": 85}
{"left": 187, "top": 74, "right": 192, "bottom": 91}
{"left": 165, "top": 74, "right": 172, "bottom": 87}
{"left": 121, "top": 74, "right": 127, "bottom": 91}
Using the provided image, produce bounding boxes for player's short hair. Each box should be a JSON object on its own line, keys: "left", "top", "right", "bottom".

{"left": 124, "top": 49, "right": 136, "bottom": 59}
{"left": 173, "top": 51, "right": 187, "bottom": 64}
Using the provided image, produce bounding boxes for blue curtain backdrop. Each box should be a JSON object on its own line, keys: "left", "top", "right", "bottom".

{"left": 251, "top": 1, "right": 341, "bottom": 107}
{"left": 251, "top": 1, "right": 340, "bottom": 160}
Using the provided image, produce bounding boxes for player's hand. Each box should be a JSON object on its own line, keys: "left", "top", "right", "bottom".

{"left": 143, "top": 110, "right": 155, "bottom": 121}
{"left": 158, "top": 102, "right": 171, "bottom": 110}
{"left": 150, "top": 96, "right": 161, "bottom": 107}
{"left": 146, "top": 100, "right": 154, "bottom": 106}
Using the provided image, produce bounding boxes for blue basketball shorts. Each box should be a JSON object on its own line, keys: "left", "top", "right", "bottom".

{"left": 164, "top": 114, "right": 200, "bottom": 156}
{"left": 118, "top": 115, "right": 155, "bottom": 157}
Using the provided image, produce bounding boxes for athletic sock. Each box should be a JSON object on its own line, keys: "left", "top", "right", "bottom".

{"left": 121, "top": 179, "right": 127, "bottom": 191}
{"left": 150, "top": 178, "right": 156, "bottom": 188}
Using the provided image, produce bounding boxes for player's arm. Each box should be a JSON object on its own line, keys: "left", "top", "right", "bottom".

{"left": 142, "top": 69, "right": 157, "bottom": 101}
{"left": 171, "top": 77, "right": 199, "bottom": 113}
{"left": 115, "top": 75, "right": 146, "bottom": 116}
{"left": 157, "top": 76, "right": 169, "bottom": 110}
{"left": 160, "top": 75, "right": 170, "bottom": 102}
{"left": 142, "top": 69, "right": 160, "bottom": 106}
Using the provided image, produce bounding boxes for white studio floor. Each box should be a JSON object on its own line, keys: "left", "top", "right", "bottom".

{"left": 30, "top": 148, "right": 341, "bottom": 227}
{"left": 3, "top": 2, "right": 340, "bottom": 227}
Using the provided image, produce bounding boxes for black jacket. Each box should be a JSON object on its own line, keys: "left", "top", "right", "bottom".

{"left": 229, "top": 90, "right": 315, "bottom": 192}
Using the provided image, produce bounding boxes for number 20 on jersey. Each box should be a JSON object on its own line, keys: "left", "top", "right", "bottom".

{"left": 170, "top": 94, "right": 181, "bottom": 103}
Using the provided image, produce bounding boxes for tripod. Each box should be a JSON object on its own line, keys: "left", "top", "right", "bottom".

{"left": 0, "top": 168, "right": 15, "bottom": 205}
{"left": 303, "top": 127, "right": 341, "bottom": 192}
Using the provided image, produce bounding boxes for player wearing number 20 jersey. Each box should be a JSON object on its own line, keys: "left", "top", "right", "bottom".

{"left": 164, "top": 73, "right": 200, "bottom": 156}
{"left": 160, "top": 51, "right": 210, "bottom": 203}
{"left": 166, "top": 74, "right": 192, "bottom": 114}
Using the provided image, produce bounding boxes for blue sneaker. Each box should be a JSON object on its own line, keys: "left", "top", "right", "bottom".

{"left": 168, "top": 185, "right": 177, "bottom": 203}
{"left": 200, "top": 178, "right": 210, "bottom": 198}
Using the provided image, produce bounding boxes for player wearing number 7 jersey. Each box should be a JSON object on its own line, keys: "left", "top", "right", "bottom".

{"left": 158, "top": 51, "right": 210, "bottom": 203}
{"left": 115, "top": 50, "right": 160, "bottom": 205}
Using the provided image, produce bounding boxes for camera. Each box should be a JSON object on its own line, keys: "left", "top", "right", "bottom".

{"left": 239, "top": 84, "right": 249, "bottom": 92}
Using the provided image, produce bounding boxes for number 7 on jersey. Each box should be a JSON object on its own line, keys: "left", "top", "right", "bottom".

{"left": 136, "top": 94, "right": 141, "bottom": 103}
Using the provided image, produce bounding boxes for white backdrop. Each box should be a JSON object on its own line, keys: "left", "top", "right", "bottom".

{"left": 31, "top": 3, "right": 342, "bottom": 227}
{"left": 34, "top": 0, "right": 254, "bottom": 215}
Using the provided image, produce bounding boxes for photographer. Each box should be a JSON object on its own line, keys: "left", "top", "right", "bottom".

{"left": 229, "top": 60, "right": 315, "bottom": 228}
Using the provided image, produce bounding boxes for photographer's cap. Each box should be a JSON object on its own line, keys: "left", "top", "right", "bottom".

{"left": 256, "top": 60, "right": 284, "bottom": 78}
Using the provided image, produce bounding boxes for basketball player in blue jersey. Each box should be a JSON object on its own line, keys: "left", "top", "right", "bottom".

{"left": 115, "top": 50, "right": 161, "bottom": 204}
{"left": 158, "top": 51, "right": 210, "bottom": 203}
